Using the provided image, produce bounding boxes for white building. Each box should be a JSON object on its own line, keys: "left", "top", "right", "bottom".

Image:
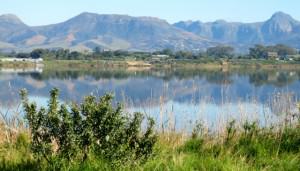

{"left": 152, "top": 54, "right": 169, "bottom": 58}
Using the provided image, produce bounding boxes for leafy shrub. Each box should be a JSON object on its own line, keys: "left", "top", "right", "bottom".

{"left": 180, "top": 139, "right": 204, "bottom": 153}
{"left": 20, "top": 88, "right": 157, "bottom": 167}
{"left": 279, "top": 128, "right": 300, "bottom": 153}
{"left": 15, "top": 133, "right": 30, "bottom": 153}
{"left": 179, "top": 122, "right": 205, "bottom": 153}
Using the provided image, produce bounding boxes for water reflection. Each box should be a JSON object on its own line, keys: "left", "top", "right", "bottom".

{"left": 0, "top": 67, "right": 299, "bottom": 130}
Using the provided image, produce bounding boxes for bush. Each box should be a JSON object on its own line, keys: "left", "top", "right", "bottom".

{"left": 20, "top": 88, "right": 157, "bottom": 167}
{"left": 180, "top": 139, "right": 204, "bottom": 153}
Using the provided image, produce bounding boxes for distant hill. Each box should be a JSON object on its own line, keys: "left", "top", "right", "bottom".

{"left": 0, "top": 13, "right": 216, "bottom": 52}
{"left": 0, "top": 14, "right": 37, "bottom": 51}
{"left": 0, "top": 12, "right": 300, "bottom": 52}
{"left": 174, "top": 12, "right": 300, "bottom": 51}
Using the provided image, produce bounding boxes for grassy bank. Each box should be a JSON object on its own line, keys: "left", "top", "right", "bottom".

{"left": 1, "top": 121, "right": 300, "bottom": 170}
{"left": 1, "top": 58, "right": 300, "bottom": 70}
{"left": 43, "top": 59, "right": 300, "bottom": 70}
{"left": 0, "top": 61, "right": 39, "bottom": 68}
{"left": 0, "top": 89, "right": 299, "bottom": 171}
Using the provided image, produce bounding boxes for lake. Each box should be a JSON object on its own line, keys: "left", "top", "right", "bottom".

{"left": 0, "top": 67, "right": 300, "bottom": 132}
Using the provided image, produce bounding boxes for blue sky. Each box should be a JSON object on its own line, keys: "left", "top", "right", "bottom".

{"left": 1, "top": 0, "right": 300, "bottom": 26}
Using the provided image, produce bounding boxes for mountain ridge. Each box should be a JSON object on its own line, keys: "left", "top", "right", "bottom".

{"left": 174, "top": 11, "right": 300, "bottom": 51}
{"left": 0, "top": 11, "right": 299, "bottom": 52}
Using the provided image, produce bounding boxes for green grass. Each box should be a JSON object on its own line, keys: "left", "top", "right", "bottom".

{"left": 1, "top": 58, "right": 300, "bottom": 71}
{"left": 43, "top": 59, "right": 300, "bottom": 70}
{"left": 1, "top": 122, "right": 300, "bottom": 171}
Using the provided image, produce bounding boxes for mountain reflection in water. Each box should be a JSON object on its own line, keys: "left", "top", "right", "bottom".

{"left": 0, "top": 68, "right": 299, "bottom": 130}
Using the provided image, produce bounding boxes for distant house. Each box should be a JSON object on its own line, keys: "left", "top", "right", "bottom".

{"left": 152, "top": 55, "right": 169, "bottom": 58}
{"left": 151, "top": 54, "right": 169, "bottom": 62}
{"left": 267, "top": 52, "right": 278, "bottom": 60}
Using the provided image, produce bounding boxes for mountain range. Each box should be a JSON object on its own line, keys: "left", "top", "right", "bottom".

{"left": 0, "top": 12, "right": 299, "bottom": 52}
{"left": 174, "top": 12, "right": 300, "bottom": 52}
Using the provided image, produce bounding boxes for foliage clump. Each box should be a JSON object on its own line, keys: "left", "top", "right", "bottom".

{"left": 20, "top": 88, "right": 157, "bottom": 167}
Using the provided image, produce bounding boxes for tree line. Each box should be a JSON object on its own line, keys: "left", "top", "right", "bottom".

{"left": 3, "top": 44, "right": 300, "bottom": 60}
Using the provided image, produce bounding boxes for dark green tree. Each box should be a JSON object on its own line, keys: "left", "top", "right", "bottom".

{"left": 30, "top": 49, "right": 48, "bottom": 59}
{"left": 207, "top": 46, "right": 234, "bottom": 58}
{"left": 249, "top": 44, "right": 268, "bottom": 59}
{"left": 93, "top": 47, "right": 102, "bottom": 54}
{"left": 16, "top": 53, "right": 30, "bottom": 58}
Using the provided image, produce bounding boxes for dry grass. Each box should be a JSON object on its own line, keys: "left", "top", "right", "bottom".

{"left": 122, "top": 83, "right": 300, "bottom": 143}
{"left": 0, "top": 103, "right": 27, "bottom": 145}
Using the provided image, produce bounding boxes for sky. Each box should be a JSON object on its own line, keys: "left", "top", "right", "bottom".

{"left": 0, "top": 0, "right": 300, "bottom": 26}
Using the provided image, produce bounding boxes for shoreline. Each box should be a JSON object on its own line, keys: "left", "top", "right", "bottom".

{"left": 1, "top": 59, "right": 300, "bottom": 71}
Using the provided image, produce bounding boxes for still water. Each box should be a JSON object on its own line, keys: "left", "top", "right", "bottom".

{"left": 0, "top": 67, "right": 299, "bottom": 131}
